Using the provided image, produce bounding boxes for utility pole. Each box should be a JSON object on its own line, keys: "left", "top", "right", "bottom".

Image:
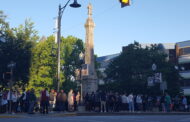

{"left": 7, "top": 61, "right": 16, "bottom": 114}
{"left": 56, "top": 0, "right": 81, "bottom": 92}
{"left": 56, "top": 5, "right": 61, "bottom": 92}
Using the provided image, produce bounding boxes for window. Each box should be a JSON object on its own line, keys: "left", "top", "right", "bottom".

{"left": 179, "top": 47, "right": 190, "bottom": 56}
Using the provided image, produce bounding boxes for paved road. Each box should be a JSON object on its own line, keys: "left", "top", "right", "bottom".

{"left": 1, "top": 115, "right": 190, "bottom": 122}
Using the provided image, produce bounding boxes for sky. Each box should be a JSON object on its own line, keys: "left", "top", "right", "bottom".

{"left": 0, "top": 0, "right": 190, "bottom": 56}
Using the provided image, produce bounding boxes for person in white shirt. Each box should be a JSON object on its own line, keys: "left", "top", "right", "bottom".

{"left": 7, "top": 90, "right": 18, "bottom": 114}
{"left": 121, "top": 93, "right": 128, "bottom": 111}
{"left": 68, "top": 89, "right": 74, "bottom": 112}
{"left": 136, "top": 95, "right": 142, "bottom": 111}
{"left": 2, "top": 91, "right": 8, "bottom": 113}
{"left": 128, "top": 93, "right": 134, "bottom": 112}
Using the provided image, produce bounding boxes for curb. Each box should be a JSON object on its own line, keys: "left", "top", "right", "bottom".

{"left": 0, "top": 115, "right": 21, "bottom": 118}
{"left": 75, "top": 112, "right": 190, "bottom": 116}
{"left": 1, "top": 112, "right": 190, "bottom": 118}
{"left": 51, "top": 112, "right": 190, "bottom": 117}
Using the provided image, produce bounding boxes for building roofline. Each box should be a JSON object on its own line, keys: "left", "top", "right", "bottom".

{"left": 176, "top": 40, "right": 190, "bottom": 44}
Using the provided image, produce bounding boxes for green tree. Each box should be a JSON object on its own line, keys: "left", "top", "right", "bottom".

{"left": 28, "top": 36, "right": 57, "bottom": 95}
{"left": 0, "top": 12, "right": 38, "bottom": 89}
{"left": 103, "top": 41, "right": 180, "bottom": 95}
{"left": 28, "top": 36, "right": 84, "bottom": 94}
{"left": 61, "top": 36, "right": 84, "bottom": 93}
{"left": 13, "top": 19, "right": 39, "bottom": 42}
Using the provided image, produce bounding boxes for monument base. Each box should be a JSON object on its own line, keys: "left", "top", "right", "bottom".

{"left": 82, "top": 78, "right": 98, "bottom": 96}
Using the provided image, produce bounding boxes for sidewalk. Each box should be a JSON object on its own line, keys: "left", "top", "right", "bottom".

{"left": 1, "top": 111, "right": 190, "bottom": 118}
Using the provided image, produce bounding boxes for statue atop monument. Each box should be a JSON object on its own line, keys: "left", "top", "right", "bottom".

{"left": 88, "top": 3, "right": 92, "bottom": 17}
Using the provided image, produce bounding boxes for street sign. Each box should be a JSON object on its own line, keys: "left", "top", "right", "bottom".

{"left": 147, "top": 76, "right": 154, "bottom": 86}
{"left": 154, "top": 73, "right": 162, "bottom": 83}
{"left": 160, "top": 81, "right": 167, "bottom": 91}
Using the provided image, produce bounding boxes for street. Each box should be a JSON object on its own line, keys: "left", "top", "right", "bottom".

{"left": 1, "top": 115, "right": 190, "bottom": 122}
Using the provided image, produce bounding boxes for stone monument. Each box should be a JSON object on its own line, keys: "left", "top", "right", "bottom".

{"left": 82, "top": 3, "right": 98, "bottom": 96}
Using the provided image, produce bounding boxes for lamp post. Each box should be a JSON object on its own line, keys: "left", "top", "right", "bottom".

{"left": 79, "top": 52, "right": 84, "bottom": 103}
{"left": 7, "top": 61, "right": 16, "bottom": 114}
{"left": 56, "top": 0, "right": 81, "bottom": 92}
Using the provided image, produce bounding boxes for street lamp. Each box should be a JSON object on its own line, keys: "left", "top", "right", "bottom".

{"left": 7, "top": 61, "right": 16, "bottom": 114}
{"left": 56, "top": 0, "right": 81, "bottom": 92}
{"left": 79, "top": 52, "right": 84, "bottom": 103}
{"left": 152, "top": 63, "right": 157, "bottom": 71}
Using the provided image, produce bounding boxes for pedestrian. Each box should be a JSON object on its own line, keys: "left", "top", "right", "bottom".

{"left": 28, "top": 89, "right": 36, "bottom": 114}
{"left": 173, "top": 95, "right": 180, "bottom": 111}
{"left": 68, "top": 89, "right": 74, "bottom": 112}
{"left": 128, "top": 93, "right": 134, "bottom": 112}
{"left": 165, "top": 93, "right": 171, "bottom": 112}
{"left": 1, "top": 90, "right": 8, "bottom": 113}
{"left": 94, "top": 91, "right": 100, "bottom": 112}
{"left": 61, "top": 90, "right": 67, "bottom": 111}
{"left": 84, "top": 93, "right": 90, "bottom": 111}
{"left": 182, "top": 96, "right": 188, "bottom": 112}
{"left": 136, "top": 94, "right": 142, "bottom": 111}
{"left": 90, "top": 92, "right": 96, "bottom": 111}
{"left": 19, "top": 89, "right": 27, "bottom": 112}
{"left": 0, "top": 89, "right": 2, "bottom": 113}
{"left": 7, "top": 90, "right": 18, "bottom": 114}
{"left": 76, "top": 91, "right": 80, "bottom": 106}
{"left": 49, "top": 89, "right": 56, "bottom": 112}
{"left": 100, "top": 91, "right": 106, "bottom": 112}
{"left": 40, "top": 88, "right": 49, "bottom": 114}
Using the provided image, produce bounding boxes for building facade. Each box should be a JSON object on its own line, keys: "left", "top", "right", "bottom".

{"left": 176, "top": 40, "right": 190, "bottom": 95}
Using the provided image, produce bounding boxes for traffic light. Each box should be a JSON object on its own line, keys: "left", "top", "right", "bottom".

{"left": 120, "top": 0, "right": 130, "bottom": 8}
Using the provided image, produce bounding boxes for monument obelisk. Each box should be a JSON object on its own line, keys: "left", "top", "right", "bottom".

{"left": 82, "top": 3, "right": 98, "bottom": 95}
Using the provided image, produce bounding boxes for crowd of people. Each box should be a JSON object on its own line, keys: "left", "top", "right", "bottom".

{"left": 84, "top": 91, "right": 190, "bottom": 113}
{"left": 0, "top": 88, "right": 80, "bottom": 114}
{"left": 0, "top": 88, "right": 190, "bottom": 114}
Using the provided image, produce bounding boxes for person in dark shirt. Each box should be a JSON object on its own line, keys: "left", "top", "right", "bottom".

{"left": 28, "top": 89, "right": 36, "bottom": 114}
{"left": 100, "top": 91, "right": 106, "bottom": 112}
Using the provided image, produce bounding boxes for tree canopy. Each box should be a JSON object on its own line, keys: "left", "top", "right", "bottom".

{"left": 28, "top": 36, "right": 84, "bottom": 94}
{"left": 103, "top": 42, "right": 180, "bottom": 95}
{"left": 0, "top": 11, "right": 38, "bottom": 89}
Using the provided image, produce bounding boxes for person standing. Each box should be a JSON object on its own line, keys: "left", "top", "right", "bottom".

{"left": 0, "top": 90, "right": 2, "bottom": 113}
{"left": 165, "top": 93, "right": 171, "bottom": 112}
{"left": 100, "top": 91, "right": 106, "bottom": 112}
{"left": 128, "top": 93, "right": 134, "bottom": 112}
{"left": 12, "top": 91, "right": 18, "bottom": 114}
{"left": 1, "top": 91, "right": 8, "bottom": 113}
{"left": 20, "top": 89, "right": 27, "bottom": 112}
{"left": 136, "top": 95, "right": 142, "bottom": 111}
{"left": 60, "top": 90, "right": 67, "bottom": 112}
{"left": 28, "top": 89, "right": 36, "bottom": 114}
{"left": 121, "top": 93, "right": 127, "bottom": 111}
{"left": 76, "top": 91, "right": 80, "bottom": 106}
{"left": 40, "top": 88, "right": 49, "bottom": 114}
{"left": 49, "top": 89, "right": 56, "bottom": 112}
{"left": 182, "top": 96, "right": 188, "bottom": 112}
{"left": 68, "top": 89, "right": 74, "bottom": 112}
{"left": 7, "top": 90, "right": 17, "bottom": 114}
